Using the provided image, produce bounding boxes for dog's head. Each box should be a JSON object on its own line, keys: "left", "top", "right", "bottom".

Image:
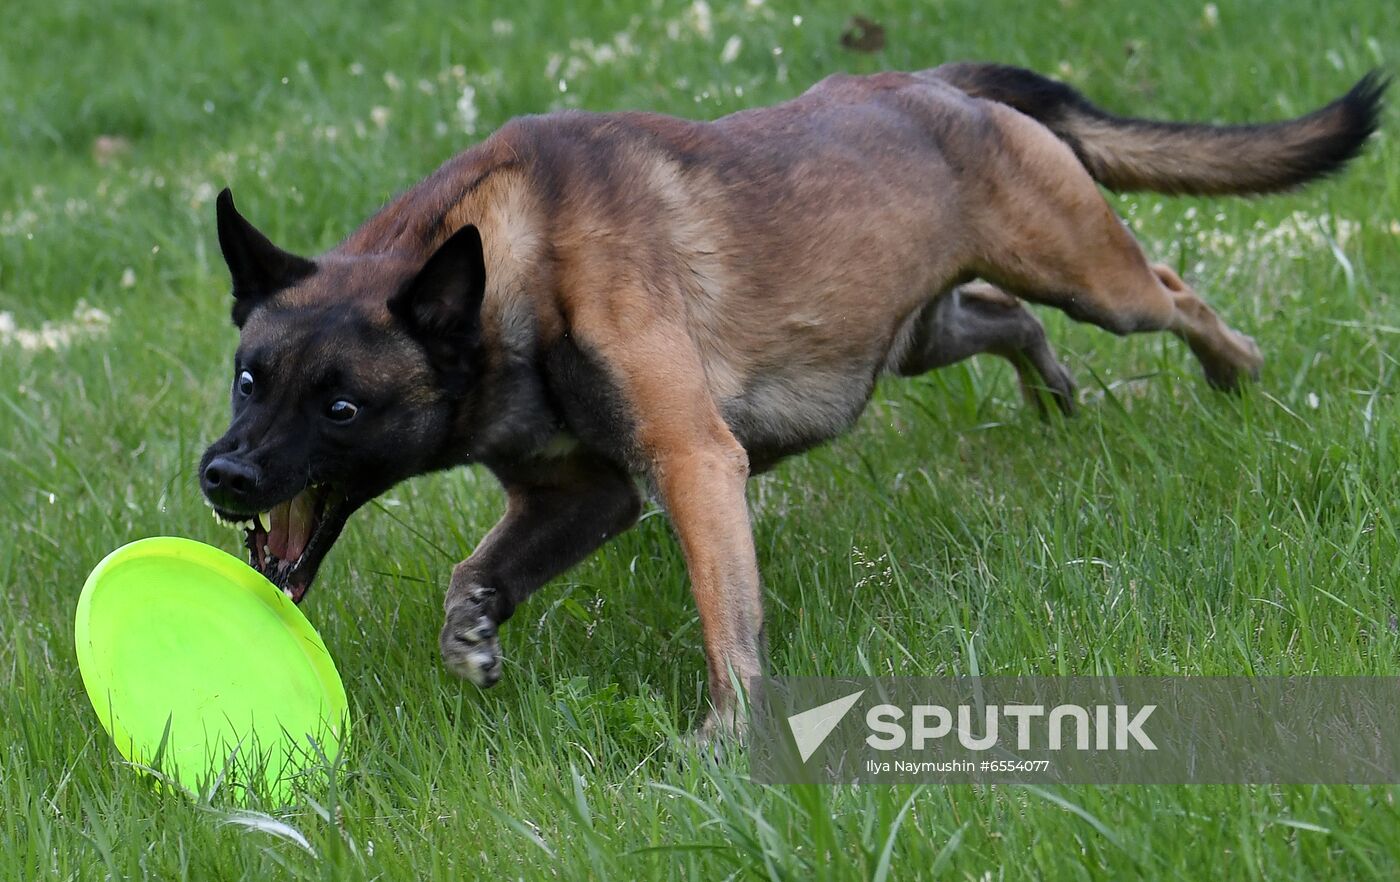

{"left": 199, "top": 189, "right": 485, "bottom": 601}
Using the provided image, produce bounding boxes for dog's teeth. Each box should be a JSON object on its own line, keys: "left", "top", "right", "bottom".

{"left": 257, "top": 512, "right": 270, "bottom": 531}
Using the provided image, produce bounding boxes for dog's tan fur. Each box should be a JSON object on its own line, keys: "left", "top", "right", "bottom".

{"left": 215, "top": 64, "right": 1382, "bottom": 734}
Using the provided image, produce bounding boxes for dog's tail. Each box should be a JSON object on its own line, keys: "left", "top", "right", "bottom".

{"left": 933, "top": 62, "right": 1386, "bottom": 196}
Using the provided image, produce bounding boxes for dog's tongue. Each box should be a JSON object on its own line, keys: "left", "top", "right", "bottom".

{"left": 267, "top": 491, "right": 316, "bottom": 562}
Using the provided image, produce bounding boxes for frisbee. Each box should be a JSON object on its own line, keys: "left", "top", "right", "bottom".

{"left": 74, "top": 537, "right": 347, "bottom": 801}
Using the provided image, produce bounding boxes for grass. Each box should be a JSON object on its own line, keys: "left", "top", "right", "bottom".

{"left": 1, "top": 0, "right": 1397, "bottom": 877}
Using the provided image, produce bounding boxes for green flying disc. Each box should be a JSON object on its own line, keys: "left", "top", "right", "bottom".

{"left": 74, "top": 537, "right": 347, "bottom": 801}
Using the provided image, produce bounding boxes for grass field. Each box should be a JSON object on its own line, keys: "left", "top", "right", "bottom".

{"left": 2, "top": 0, "right": 1397, "bottom": 878}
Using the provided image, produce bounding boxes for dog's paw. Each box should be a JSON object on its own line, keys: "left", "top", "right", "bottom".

{"left": 440, "top": 585, "right": 502, "bottom": 688}
{"left": 1196, "top": 329, "right": 1263, "bottom": 392}
{"left": 1020, "top": 357, "right": 1077, "bottom": 418}
{"left": 675, "top": 711, "right": 748, "bottom": 764}
{"left": 694, "top": 705, "right": 748, "bottom": 748}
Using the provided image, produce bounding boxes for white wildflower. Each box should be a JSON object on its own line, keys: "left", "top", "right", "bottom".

{"left": 190, "top": 181, "right": 216, "bottom": 207}
{"left": 688, "top": 0, "right": 713, "bottom": 39}
{"left": 1202, "top": 4, "right": 1219, "bottom": 27}
{"left": 720, "top": 35, "right": 742, "bottom": 64}
{"left": 491, "top": 19, "right": 514, "bottom": 36}
{"left": 0, "top": 301, "right": 112, "bottom": 352}
{"left": 456, "top": 85, "right": 479, "bottom": 134}
{"left": 120, "top": 268, "right": 136, "bottom": 289}
{"left": 370, "top": 106, "right": 391, "bottom": 129}
{"left": 0, "top": 209, "right": 39, "bottom": 237}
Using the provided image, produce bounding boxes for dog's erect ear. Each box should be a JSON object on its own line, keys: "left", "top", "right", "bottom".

{"left": 388, "top": 224, "right": 487, "bottom": 366}
{"left": 216, "top": 188, "right": 316, "bottom": 325}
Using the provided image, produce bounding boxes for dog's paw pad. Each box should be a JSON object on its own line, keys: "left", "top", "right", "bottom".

{"left": 440, "top": 595, "right": 502, "bottom": 688}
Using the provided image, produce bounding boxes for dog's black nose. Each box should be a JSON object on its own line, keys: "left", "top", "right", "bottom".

{"left": 201, "top": 455, "right": 262, "bottom": 508}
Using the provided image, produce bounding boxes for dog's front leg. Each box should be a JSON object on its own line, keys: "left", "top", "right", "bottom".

{"left": 652, "top": 440, "right": 764, "bottom": 740}
{"left": 577, "top": 313, "right": 765, "bottom": 741}
{"left": 440, "top": 454, "right": 641, "bottom": 686}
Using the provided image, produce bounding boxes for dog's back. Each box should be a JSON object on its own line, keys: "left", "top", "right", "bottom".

{"left": 338, "top": 67, "right": 1380, "bottom": 464}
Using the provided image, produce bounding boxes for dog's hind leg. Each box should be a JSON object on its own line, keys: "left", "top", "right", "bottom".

{"left": 969, "top": 104, "right": 1264, "bottom": 390}
{"left": 894, "top": 282, "right": 1076, "bottom": 415}
{"left": 439, "top": 452, "right": 641, "bottom": 687}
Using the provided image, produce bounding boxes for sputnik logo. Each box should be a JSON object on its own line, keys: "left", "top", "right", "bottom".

{"left": 786, "top": 689, "right": 865, "bottom": 762}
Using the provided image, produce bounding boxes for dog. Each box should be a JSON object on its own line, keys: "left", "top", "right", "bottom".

{"left": 199, "top": 63, "right": 1383, "bottom": 737}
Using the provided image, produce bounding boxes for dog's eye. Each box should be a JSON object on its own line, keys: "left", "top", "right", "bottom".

{"left": 236, "top": 370, "right": 255, "bottom": 397}
{"left": 326, "top": 399, "right": 359, "bottom": 423}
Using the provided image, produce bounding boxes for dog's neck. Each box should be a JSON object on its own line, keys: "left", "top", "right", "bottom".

{"left": 330, "top": 129, "right": 569, "bottom": 472}
{"left": 338, "top": 139, "right": 522, "bottom": 262}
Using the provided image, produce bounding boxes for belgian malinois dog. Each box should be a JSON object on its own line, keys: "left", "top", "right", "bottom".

{"left": 200, "top": 63, "right": 1383, "bottom": 737}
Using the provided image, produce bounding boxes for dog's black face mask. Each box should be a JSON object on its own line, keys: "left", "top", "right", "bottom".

{"left": 199, "top": 189, "right": 485, "bottom": 601}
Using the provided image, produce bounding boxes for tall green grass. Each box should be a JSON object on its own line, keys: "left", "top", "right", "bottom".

{"left": 1, "top": 0, "right": 1396, "bottom": 877}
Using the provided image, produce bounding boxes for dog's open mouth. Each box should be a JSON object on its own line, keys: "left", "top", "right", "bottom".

{"left": 211, "top": 484, "right": 352, "bottom": 603}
